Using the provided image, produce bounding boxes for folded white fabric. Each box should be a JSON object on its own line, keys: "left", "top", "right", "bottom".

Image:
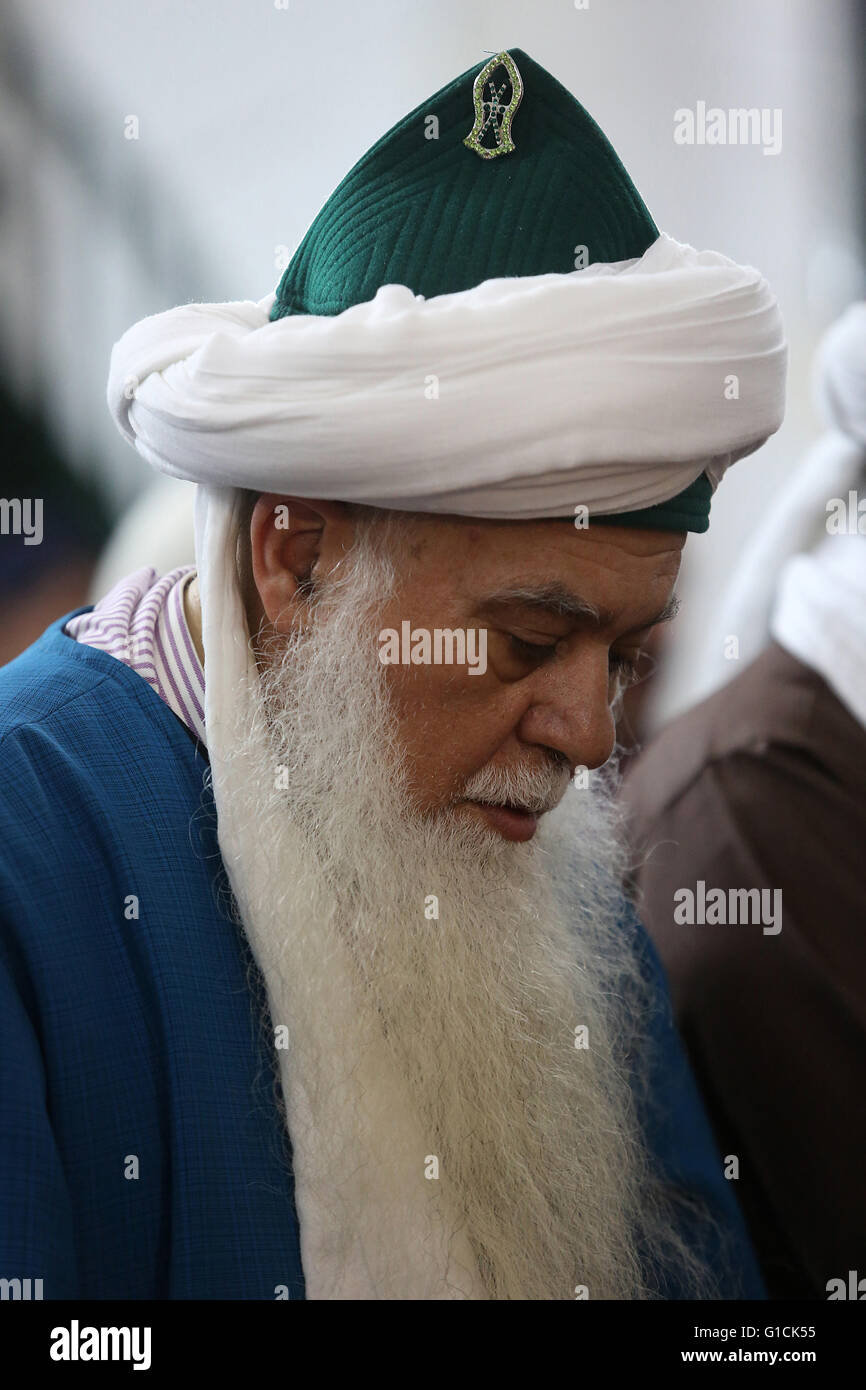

{"left": 699, "top": 297, "right": 865, "bottom": 685}
{"left": 815, "top": 299, "right": 866, "bottom": 446}
{"left": 108, "top": 233, "right": 787, "bottom": 520}
{"left": 773, "top": 533, "right": 866, "bottom": 731}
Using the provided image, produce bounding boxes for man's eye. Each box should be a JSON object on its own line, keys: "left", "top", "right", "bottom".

{"left": 508, "top": 635, "right": 558, "bottom": 660}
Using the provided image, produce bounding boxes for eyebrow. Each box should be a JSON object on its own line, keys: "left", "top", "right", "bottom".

{"left": 479, "top": 584, "right": 681, "bottom": 633}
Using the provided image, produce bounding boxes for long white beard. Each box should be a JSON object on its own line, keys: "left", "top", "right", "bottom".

{"left": 214, "top": 524, "right": 709, "bottom": 1300}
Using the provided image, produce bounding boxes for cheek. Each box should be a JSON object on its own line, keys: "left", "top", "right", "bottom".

{"left": 381, "top": 661, "right": 516, "bottom": 809}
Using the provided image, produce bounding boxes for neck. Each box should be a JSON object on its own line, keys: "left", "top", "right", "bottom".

{"left": 183, "top": 572, "right": 205, "bottom": 667}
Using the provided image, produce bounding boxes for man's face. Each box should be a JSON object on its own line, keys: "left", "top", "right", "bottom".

{"left": 248, "top": 498, "right": 684, "bottom": 841}
{"left": 366, "top": 516, "right": 684, "bottom": 835}
{"left": 231, "top": 497, "right": 703, "bottom": 1298}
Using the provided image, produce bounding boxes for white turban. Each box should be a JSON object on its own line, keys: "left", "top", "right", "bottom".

{"left": 107, "top": 232, "right": 786, "bottom": 522}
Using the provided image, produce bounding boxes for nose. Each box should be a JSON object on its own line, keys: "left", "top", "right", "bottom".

{"left": 514, "top": 644, "right": 617, "bottom": 772}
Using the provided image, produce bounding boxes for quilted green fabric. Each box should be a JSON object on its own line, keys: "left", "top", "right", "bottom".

{"left": 270, "top": 48, "right": 712, "bottom": 532}
{"left": 592, "top": 473, "right": 714, "bottom": 534}
{"left": 270, "top": 47, "right": 659, "bottom": 318}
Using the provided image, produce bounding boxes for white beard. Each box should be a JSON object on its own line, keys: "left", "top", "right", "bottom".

{"left": 214, "top": 522, "right": 709, "bottom": 1300}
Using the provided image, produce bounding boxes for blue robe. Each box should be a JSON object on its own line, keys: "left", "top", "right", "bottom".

{"left": 0, "top": 610, "right": 766, "bottom": 1299}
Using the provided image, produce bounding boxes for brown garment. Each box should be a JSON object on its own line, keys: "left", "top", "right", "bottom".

{"left": 622, "top": 641, "right": 866, "bottom": 1300}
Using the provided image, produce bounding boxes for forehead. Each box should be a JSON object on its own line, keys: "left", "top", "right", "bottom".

{"left": 392, "top": 514, "right": 686, "bottom": 634}
{"left": 409, "top": 513, "right": 684, "bottom": 590}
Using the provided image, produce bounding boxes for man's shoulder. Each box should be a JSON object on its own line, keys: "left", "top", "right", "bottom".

{"left": 0, "top": 609, "right": 202, "bottom": 826}
{"left": 0, "top": 607, "right": 177, "bottom": 752}
{"left": 0, "top": 610, "right": 213, "bottom": 909}
{"left": 0, "top": 610, "right": 112, "bottom": 742}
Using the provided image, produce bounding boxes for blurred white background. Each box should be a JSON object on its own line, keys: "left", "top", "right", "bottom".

{"left": 1, "top": 0, "right": 863, "bottom": 724}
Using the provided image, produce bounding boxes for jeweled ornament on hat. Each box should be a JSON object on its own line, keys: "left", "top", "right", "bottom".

{"left": 463, "top": 50, "right": 524, "bottom": 159}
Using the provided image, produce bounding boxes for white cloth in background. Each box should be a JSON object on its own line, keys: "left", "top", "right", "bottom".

{"left": 700, "top": 299, "right": 866, "bottom": 687}
{"left": 772, "top": 533, "right": 866, "bottom": 732}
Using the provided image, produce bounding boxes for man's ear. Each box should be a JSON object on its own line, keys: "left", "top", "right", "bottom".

{"left": 249, "top": 495, "right": 354, "bottom": 632}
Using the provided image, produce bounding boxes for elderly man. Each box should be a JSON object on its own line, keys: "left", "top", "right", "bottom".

{"left": 0, "top": 49, "right": 785, "bottom": 1301}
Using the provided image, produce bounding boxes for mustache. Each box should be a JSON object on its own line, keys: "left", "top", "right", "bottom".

{"left": 460, "top": 757, "right": 573, "bottom": 816}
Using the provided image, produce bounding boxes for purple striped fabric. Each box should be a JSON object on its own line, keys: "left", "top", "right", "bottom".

{"left": 65, "top": 566, "right": 206, "bottom": 745}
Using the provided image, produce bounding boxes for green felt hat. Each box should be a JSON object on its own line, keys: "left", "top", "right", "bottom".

{"left": 270, "top": 48, "right": 712, "bottom": 532}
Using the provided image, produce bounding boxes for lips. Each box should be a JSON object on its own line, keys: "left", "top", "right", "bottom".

{"left": 469, "top": 800, "right": 539, "bottom": 842}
